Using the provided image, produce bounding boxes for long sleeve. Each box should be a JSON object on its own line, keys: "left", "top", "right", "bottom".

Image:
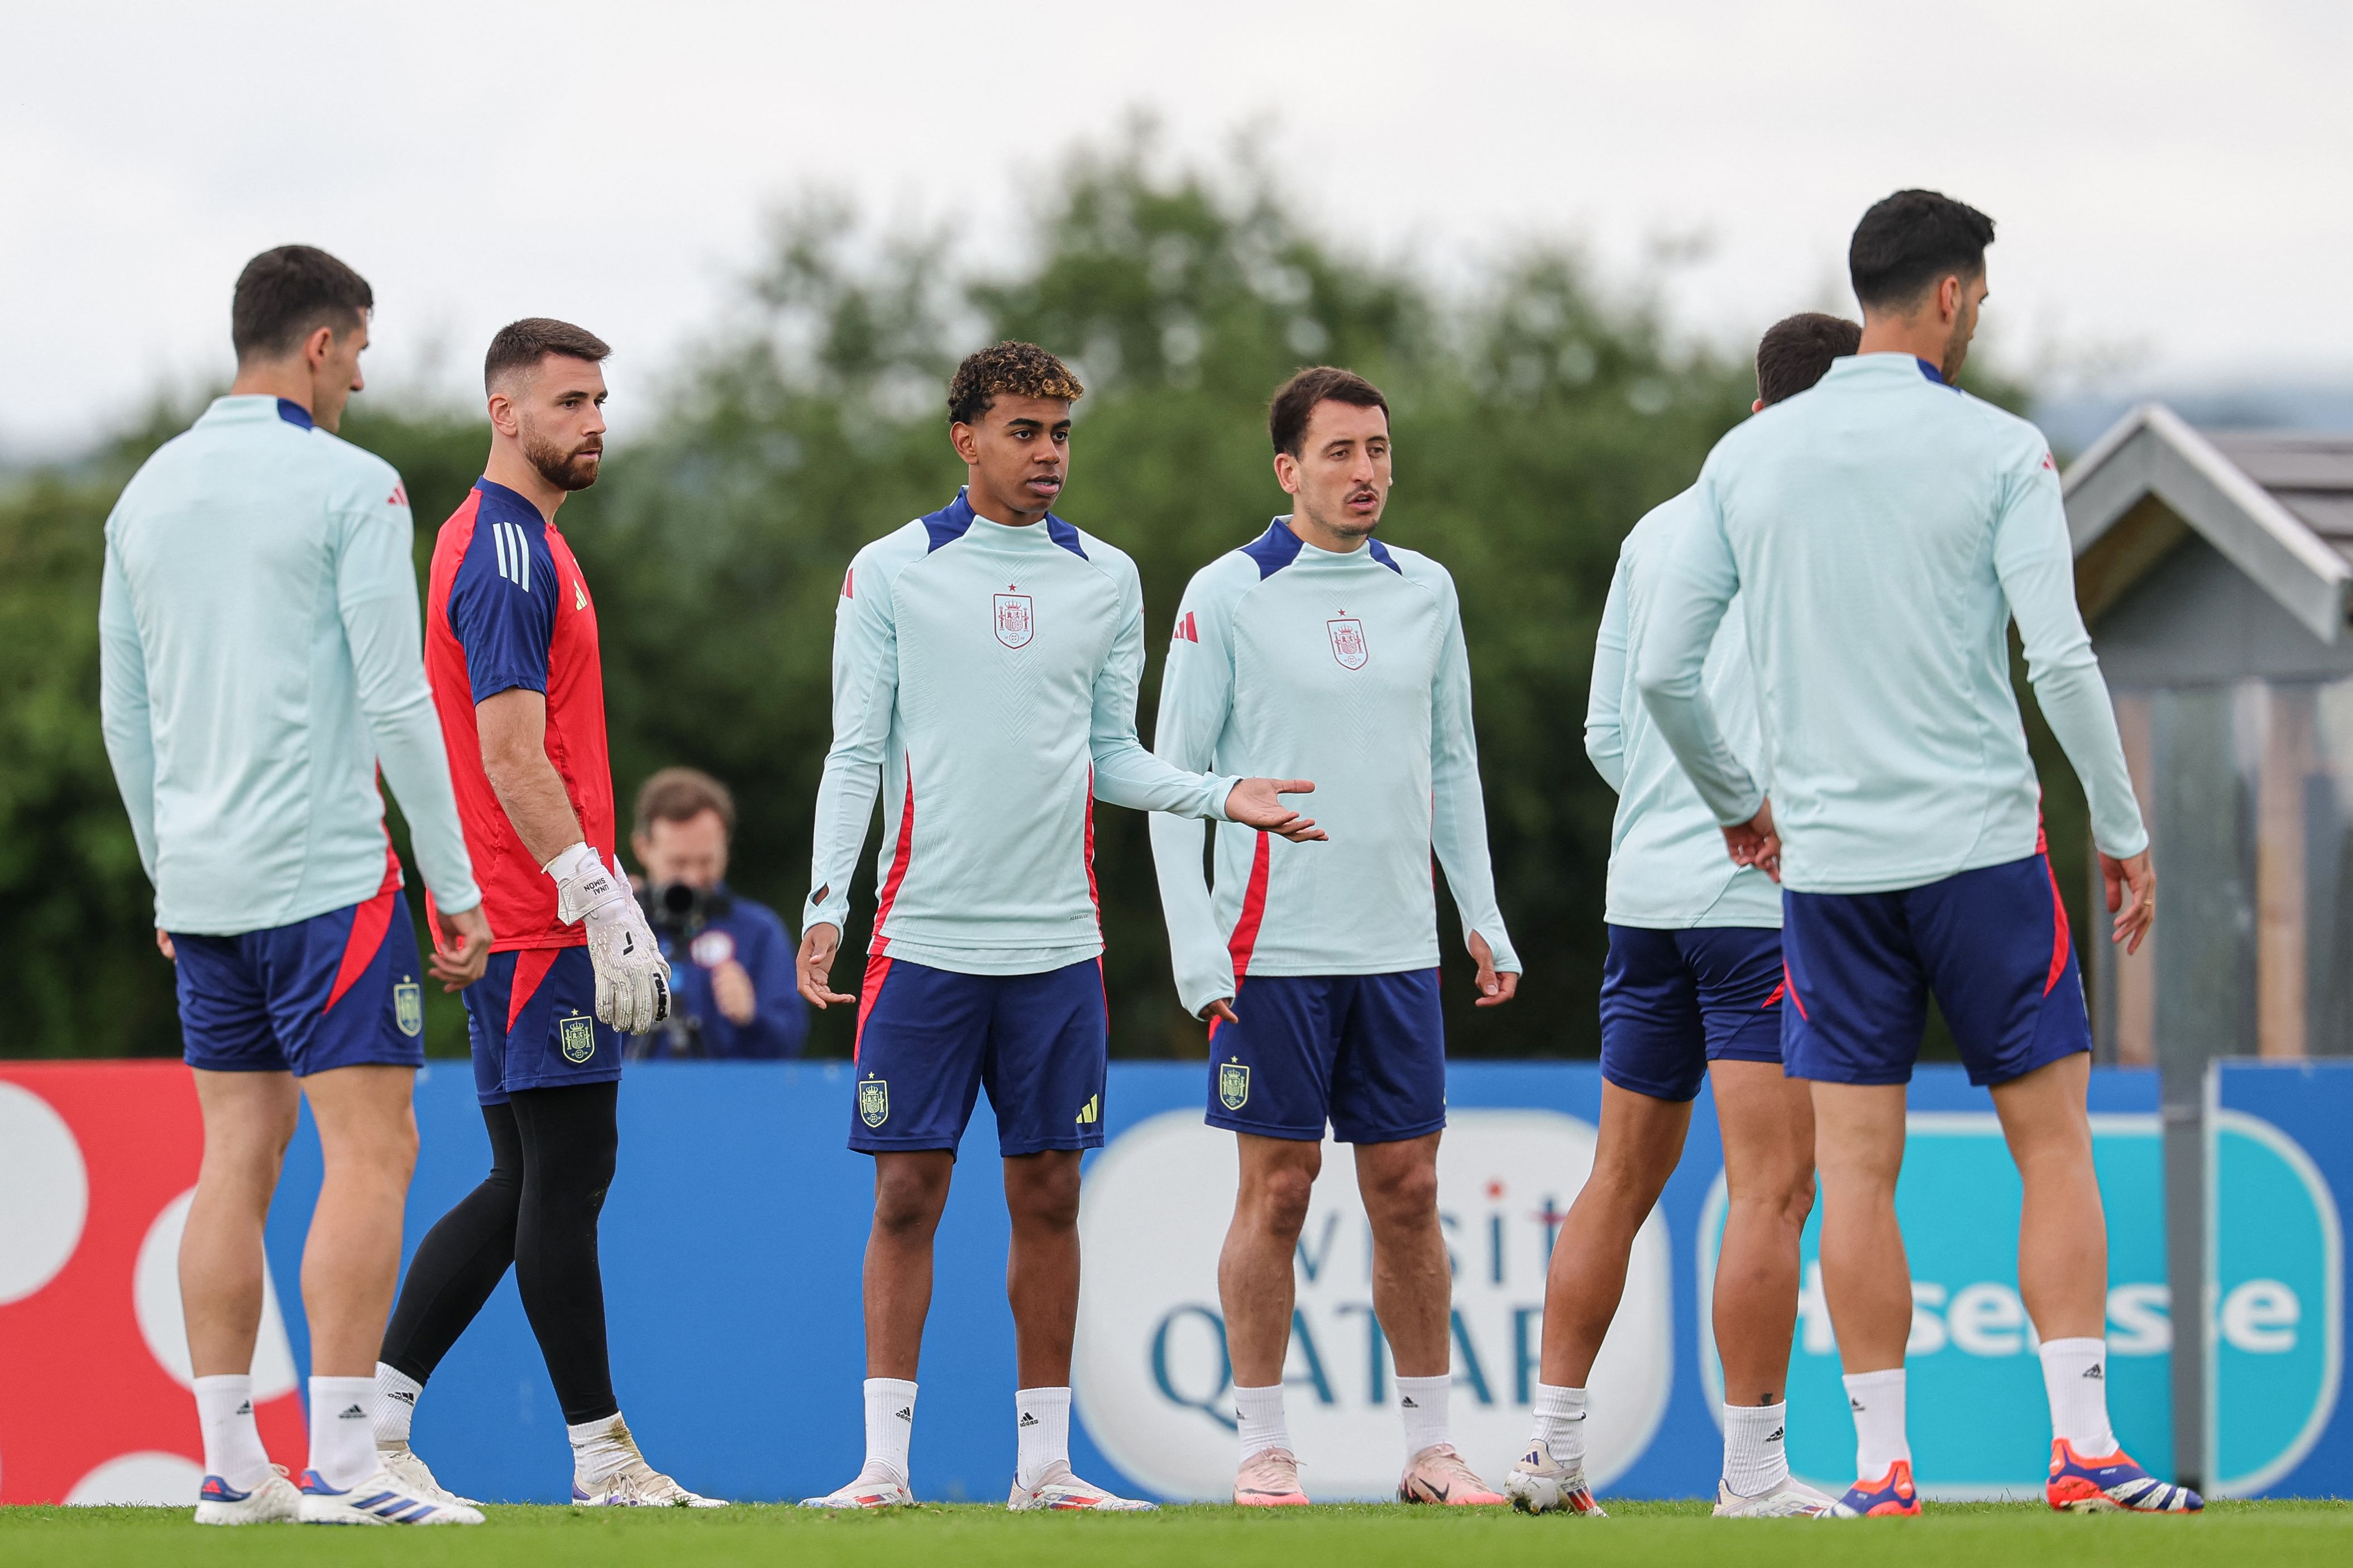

{"left": 1428, "top": 573, "right": 1519, "bottom": 972}
{"left": 1148, "top": 571, "right": 1243, "bottom": 1017}
{"left": 1637, "top": 474, "right": 1765, "bottom": 827}
{"left": 98, "top": 529, "right": 159, "bottom": 886}
{"left": 1090, "top": 564, "right": 1236, "bottom": 818}
{"left": 804, "top": 555, "right": 900, "bottom": 934}
{"left": 1584, "top": 554, "right": 1631, "bottom": 793}
{"left": 1992, "top": 452, "right": 2150, "bottom": 859}
{"left": 337, "top": 495, "right": 481, "bottom": 914}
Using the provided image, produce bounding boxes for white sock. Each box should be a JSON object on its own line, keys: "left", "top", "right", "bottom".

{"left": 864, "top": 1378, "right": 917, "bottom": 1486}
{"left": 1722, "top": 1401, "right": 1791, "bottom": 1497}
{"left": 307, "top": 1375, "right": 378, "bottom": 1490}
{"left": 1015, "top": 1386, "right": 1071, "bottom": 1490}
{"left": 1233, "top": 1383, "right": 1289, "bottom": 1462}
{"left": 193, "top": 1374, "right": 270, "bottom": 1490}
{"left": 1397, "top": 1373, "right": 1450, "bottom": 1461}
{"left": 2039, "top": 1337, "right": 2117, "bottom": 1455}
{"left": 373, "top": 1363, "right": 422, "bottom": 1449}
{"left": 1530, "top": 1383, "right": 1588, "bottom": 1465}
{"left": 1842, "top": 1368, "right": 1910, "bottom": 1478}
{"left": 568, "top": 1412, "right": 640, "bottom": 1489}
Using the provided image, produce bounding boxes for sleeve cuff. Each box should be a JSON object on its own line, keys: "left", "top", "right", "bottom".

{"left": 430, "top": 886, "right": 484, "bottom": 917}
{"left": 1203, "top": 775, "right": 1239, "bottom": 822}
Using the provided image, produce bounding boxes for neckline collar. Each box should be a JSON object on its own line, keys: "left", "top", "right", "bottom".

{"left": 474, "top": 477, "right": 550, "bottom": 524}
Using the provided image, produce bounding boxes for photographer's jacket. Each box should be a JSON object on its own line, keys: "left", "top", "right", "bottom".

{"left": 806, "top": 488, "right": 1237, "bottom": 976}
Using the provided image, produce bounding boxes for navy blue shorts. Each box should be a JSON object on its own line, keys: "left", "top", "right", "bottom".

{"left": 850, "top": 956, "right": 1108, "bottom": 1158}
{"left": 465, "top": 946, "right": 624, "bottom": 1105}
{"left": 174, "top": 891, "right": 427, "bottom": 1077}
{"left": 1205, "top": 970, "right": 1445, "bottom": 1145}
{"left": 1782, "top": 851, "right": 2092, "bottom": 1088}
{"left": 1598, "top": 925, "right": 1785, "bottom": 1102}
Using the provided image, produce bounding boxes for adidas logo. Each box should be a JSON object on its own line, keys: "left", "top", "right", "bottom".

{"left": 339, "top": 1404, "right": 369, "bottom": 1420}
{"left": 236, "top": 1401, "right": 253, "bottom": 1416}
{"left": 1399, "top": 1397, "right": 1418, "bottom": 1409}
{"left": 895, "top": 1407, "right": 912, "bottom": 1421}
{"left": 2083, "top": 1365, "right": 2105, "bottom": 1380}
{"left": 1849, "top": 1397, "right": 1865, "bottom": 1412}
{"left": 1019, "top": 1412, "right": 1040, "bottom": 1428}
{"left": 1074, "top": 1094, "right": 1099, "bottom": 1125}
{"left": 390, "top": 1390, "right": 417, "bottom": 1406}
{"left": 1766, "top": 1426, "right": 1785, "bottom": 1443}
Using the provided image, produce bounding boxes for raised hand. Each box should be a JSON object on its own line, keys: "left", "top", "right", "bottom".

{"left": 1224, "top": 778, "right": 1328, "bottom": 843}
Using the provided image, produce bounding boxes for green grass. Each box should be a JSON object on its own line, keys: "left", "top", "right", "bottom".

{"left": 3, "top": 1499, "right": 2349, "bottom": 1567}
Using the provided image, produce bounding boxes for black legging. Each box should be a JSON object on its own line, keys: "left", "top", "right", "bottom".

{"left": 381, "top": 1080, "right": 620, "bottom": 1425}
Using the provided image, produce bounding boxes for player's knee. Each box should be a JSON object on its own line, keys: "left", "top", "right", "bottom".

{"left": 872, "top": 1163, "right": 950, "bottom": 1235}
{"left": 1782, "top": 1168, "right": 1818, "bottom": 1228}
{"left": 1362, "top": 1160, "right": 1440, "bottom": 1227}
{"left": 1249, "top": 1164, "right": 1318, "bottom": 1236}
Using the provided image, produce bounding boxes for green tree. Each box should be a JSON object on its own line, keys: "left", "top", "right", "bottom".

{"left": 0, "top": 132, "right": 2082, "bottom": 1064}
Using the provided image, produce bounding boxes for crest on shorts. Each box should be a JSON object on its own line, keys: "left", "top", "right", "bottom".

{"left": 993, "top": 592, "right": 1035, "bottom": 649}
{"left": 1218, "top": 1061, "right": 1251, "bottom": 1111}
{"left": 1327, "top": 617, "right": 1368, "bottom": 670}
{"left": 560, "top": 1014, "right": 597, "bottom": 1064}
{"left": 860, "top": 1077, "right": 891, "bottom": 1128}
{"left": 393, "top": 981, "right": 423, "bottom": 1038}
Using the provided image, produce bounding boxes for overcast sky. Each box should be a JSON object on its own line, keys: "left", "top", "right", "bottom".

{"left": 4, "top": 0, "right": 2348, "bottom": 457}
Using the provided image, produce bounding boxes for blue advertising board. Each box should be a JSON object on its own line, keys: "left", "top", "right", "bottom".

{"left": 249, "top": 1060, "right": 2347, "bottom": 1503}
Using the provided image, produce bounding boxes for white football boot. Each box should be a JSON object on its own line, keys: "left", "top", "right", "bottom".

{"left": 570, "top": 1415, "right": 726, "bottom": 1507}
{"left": 1007, "top": 1461, "right": 1157, "bottom": 1511}
{"left": 296, "top": 1467, "right": 484, "bottom": 1524}
{"left": 1504, "top": 1437, "right": 1606, "bottom": 1516}
{"left": 801, "top": 1461, "right": 914, "bottom": 1509}
{"left": 1713, "top": 1474, "right": 1839, "bottom": 1517}
{"left": 193, "top": 1466, "right": 300, "bottom": 1524}
{"left": 376, "top": 1443, "right": 479, "bottom": 1508}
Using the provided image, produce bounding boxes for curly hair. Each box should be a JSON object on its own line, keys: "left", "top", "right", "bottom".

{"left": 947, "top": 341, "right": 1085, "bottom": 427}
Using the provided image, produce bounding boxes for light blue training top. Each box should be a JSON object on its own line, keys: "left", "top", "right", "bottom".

{"left": 806, "top": 489, "right": 1236, "bottom": 976}
{"left": 1586, "top": 488, "right": 1781, "bottom": 928}
{"left": 1637, "top": 353, "right": 2148, "bottom": 895}
{"left": 99, "top": 395, "right": 480, "bottom": 934}
{"left": 1148, "top": 521, "right": 1518, "bottom": 1019}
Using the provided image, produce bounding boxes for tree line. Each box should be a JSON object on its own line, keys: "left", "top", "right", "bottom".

{"left": 0, "top": 138, "right": 2082, "bottom": 1061}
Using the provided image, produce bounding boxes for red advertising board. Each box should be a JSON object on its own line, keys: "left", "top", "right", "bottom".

{"left": 0, "top": 1063, "right": 306, "bottom": 1504}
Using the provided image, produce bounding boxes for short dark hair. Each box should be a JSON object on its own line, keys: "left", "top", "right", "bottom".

{"left": 633, "top": 767, "right": 736, "bottom": 840}
{"left": 484, "top": 318, "right": 611, "bottom": 391}
{"left": 946, "top": 341, "right": 1084, "bottom": 427}
{"left": 1754, "top": 313, "right": 1862, "bottom": 406}
{"left": 1848, "top": 189, "right": 1996, "bottom": 311}
{"left": 1269, "top": 367, "right": 1389, "bottom": 458}
{"left": 231, "top": 246, "right": 372, "bottom": 363}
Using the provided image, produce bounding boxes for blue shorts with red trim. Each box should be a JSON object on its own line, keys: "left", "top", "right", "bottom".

{"left": 1205, "top": 970, "right": 1446, "bottom": 1144}
{"left": 1598, "top": 925, "right": 1784, "bottom": 1103}
{"left": 849, "top": 956, "right": 1108, "bottom": 1158}
{"left": 1781, "top": 851, "right": 2092, "bottom": 1087}
{"left": 465, "top": 945, "right": 623, "bottom": 1105}
{"left": 174, "top": 891, "right": 426, "bottom": 1076}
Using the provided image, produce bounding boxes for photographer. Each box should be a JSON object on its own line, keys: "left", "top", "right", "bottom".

{"left": 629, "top": 768, "right": 808, "bottom": 1058}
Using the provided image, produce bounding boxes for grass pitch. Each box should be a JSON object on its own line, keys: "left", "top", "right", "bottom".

{"left": 3, "top": 1498, "right": 2348, "bottom": 1567}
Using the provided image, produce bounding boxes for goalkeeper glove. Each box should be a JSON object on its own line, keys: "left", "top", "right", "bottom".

{"left": 544, "top": 843, "right": 671, "bottom": 1033}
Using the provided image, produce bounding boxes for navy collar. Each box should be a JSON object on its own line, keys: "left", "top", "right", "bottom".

{"left": 276, "top": 397, "right": 315, "bottom": 430}
{"left": 1915, "top": 358, "right": 1945, "bottom": 385}
{"left": 473, "top": 477, "right": 548, "bottom": 525}
{"left": 925, "top": 486, "right": 1085, "bottom": 558}
{"left": 1244, "top": 517, "right": 1401, "bottom": 579}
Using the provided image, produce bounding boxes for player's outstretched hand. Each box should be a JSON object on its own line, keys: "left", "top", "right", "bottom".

{"left": 798, "top": 922, "right": 858, "bottom": 1009}
{"left": 1720, "top": 798, "right": 1781, "bottom": 883}
{"left": 429, "top": 903, "right": 493, "bottom": 992}
{"left": 2101, "top": 848, "right": 2155, "bottom": 956}
{"left": 1226, "top": 778, "right": 1327, "bottom": 842}
{"left": 1468, "top": 932, "right": 1519, "bottom": 1007}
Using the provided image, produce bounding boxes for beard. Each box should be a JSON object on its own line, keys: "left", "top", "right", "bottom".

{"left": 522, "top": 421, "right": 601, "bottom": 492}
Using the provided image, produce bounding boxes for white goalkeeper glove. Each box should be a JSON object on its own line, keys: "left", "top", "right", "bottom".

{"left": 544, "top": 843, "right": 671, "bottom": 1034}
